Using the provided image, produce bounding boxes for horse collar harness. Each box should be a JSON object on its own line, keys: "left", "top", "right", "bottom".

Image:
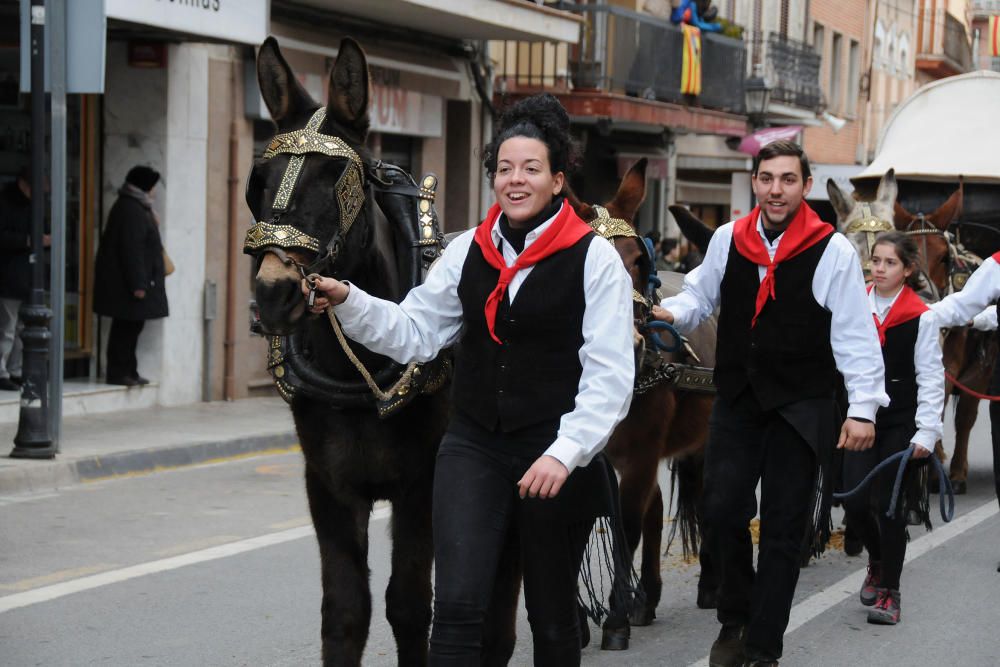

{"left": 245, "top": 106, "right": 449, "bottom": 418}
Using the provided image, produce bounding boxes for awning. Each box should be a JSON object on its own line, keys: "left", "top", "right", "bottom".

{"left": 675, "top": 180, "right": 732, "bottom": 206}
{"left": 856, "top": 70, "right": 1000, "bottom": 184}
{"left": 289, "top": 0, "right": 582, "bottom": 43}
{"left": 737, "top": 126, "right": 803, "bottom": 156}
{"left": 675, "top": 134, "right": 752, "bottom": 171}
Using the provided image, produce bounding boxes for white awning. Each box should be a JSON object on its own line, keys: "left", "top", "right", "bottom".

{"left": 856, "top": 70, "right": 1000, "bottom": 184}
{"left": 290, "top": 0, "right": 582, "bottom": 43}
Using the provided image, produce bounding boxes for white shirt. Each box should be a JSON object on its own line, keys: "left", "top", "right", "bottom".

{"left": 660, "top": 218, "right": 889, "bottom": 421}
{"left": 972, "top": 304, "right": 998, "bottom": 331}
{"left": 332, "top": 204, "right": 636, "bottom": 472}
{"left": 931, "top": 256, "right": 1000, "bottom": 328}
{"left": 869, "top": 287, "right": 944, "bottom": 452}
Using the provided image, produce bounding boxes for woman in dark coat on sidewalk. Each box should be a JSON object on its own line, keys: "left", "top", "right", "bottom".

{"left": 94, "top": 166, "right": 169, "bottom": 386}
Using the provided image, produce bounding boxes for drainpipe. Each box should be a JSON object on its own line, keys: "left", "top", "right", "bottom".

{"left": 223, "top": 55, "right": 241, "bottom": 400}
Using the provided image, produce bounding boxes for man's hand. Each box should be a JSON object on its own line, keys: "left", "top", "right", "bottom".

{"left": 837, "top": 418, "right": 875, "bottom": 451}
{"left": 517, "top": 455, "right": 569, "bottom": 499}
{"left": 911, "top": 443, "right": 933, "bottom": 459}
{"left": 42, "top": 234, "right": 51, "bottom": 248}
{"left": 301, "top": 276, "right": 350, "bottom": 313}
{"left": 133, "top": 289, "right": 146, "bottom": 299}
{"left": 650, "top": 304, "right": 674, "bottom": 324}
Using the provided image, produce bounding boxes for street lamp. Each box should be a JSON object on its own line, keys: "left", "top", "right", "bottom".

{"left": 744, "top": 66, "right": 772, "bottom": 130}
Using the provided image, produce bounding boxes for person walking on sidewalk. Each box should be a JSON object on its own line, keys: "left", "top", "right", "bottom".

{"left": 0, "top": 166, "right": 47, "bottom": 392}
{"left": 842, "top": 232, "right": 942, "bottom": 626}
{"left": 652, "top": 140, "right": 889, "bottom": 666}
{"left": 304, "top": 93, "right": 635, "bottom": 665}
{"left": 94, "top": 166, "right": 169, "bottom": 386}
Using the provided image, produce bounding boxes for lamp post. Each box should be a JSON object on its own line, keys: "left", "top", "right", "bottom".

{"left": 11, "top": 0, "right": 54, "bottom": 459}
{"left": 744, "top": 65, "right": 772, "bottom": 130}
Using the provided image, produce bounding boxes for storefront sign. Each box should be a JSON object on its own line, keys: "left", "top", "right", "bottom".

{"left": 106, "top": 0, "right": 267, "bottom": 45}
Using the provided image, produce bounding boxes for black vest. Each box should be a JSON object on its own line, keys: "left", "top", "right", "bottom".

{"left": 715, "top": 234, "right": 837, "bottom": 410}
{"left": 877, "top": 317, "right": 920, "bottom": 427}
{"left": 451, "top": 233, "right": 594, "bottom": 439}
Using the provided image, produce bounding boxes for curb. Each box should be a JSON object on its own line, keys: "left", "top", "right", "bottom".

{"left": 0, "top": 431, "right": 299, "bottom": 496}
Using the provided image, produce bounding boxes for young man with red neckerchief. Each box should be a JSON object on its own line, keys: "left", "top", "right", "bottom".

{"left": 653, "top": 140, "right": 889, "bottom": 667}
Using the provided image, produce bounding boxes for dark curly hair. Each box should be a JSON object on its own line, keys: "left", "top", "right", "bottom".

{"left": 873, "top": 231, "right": 924, "bottom": 290}
{"left": 482, "top": 93, "right": 580, "bottom": 182}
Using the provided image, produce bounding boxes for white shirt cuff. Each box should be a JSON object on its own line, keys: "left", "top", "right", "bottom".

{"left": 543, "top": 436, "right": 586, "bottom": 472}
{"left": 847, "top": 401, "right": 879, "bottom": 423}
{"left": 910, "top": 429, "right": 938, "bottom": 452}
{"left": 332, "top": 281, "right": 367, "bottom": 320}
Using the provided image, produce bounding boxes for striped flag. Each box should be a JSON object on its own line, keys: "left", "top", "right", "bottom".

{"left": 991, "top": 16, "right": 1000, "bottom": 58}
{"left": 681, "top": 24, "right": 702, "bottom": 96}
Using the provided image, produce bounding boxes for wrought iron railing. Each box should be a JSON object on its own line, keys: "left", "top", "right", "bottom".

{"left": 491, "top": 3, "right": 748, "bottom": 115}
{"left": 749, "top": 33, "right": 822, "bottom": 112}
{"left": 917, "top": 9, "right": 972, "bottom": 73}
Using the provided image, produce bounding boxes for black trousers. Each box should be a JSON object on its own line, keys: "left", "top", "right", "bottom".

{"left": 841, "top": 423, "right": 912, "bottom": 590}
{"left": 429, "top": 430, "right": 598, "bottom": 666}
{"left": 989, "top": 358, "right": 1000, "bottom": 512}
{"left": 702, "top": 390, "right": 818, "bottom": 662}
{"left": 106, "top": 318, "right": 144, "bottom": 381}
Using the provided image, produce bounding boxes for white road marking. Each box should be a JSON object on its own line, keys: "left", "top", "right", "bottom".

{"left": 0, "top": 505, "right": 392, "bottom": 614}
{"left": 687, "top": 499, "right": 998, "bottom": 667}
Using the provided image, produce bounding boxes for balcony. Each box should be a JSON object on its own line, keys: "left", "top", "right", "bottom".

{"left": 490, "top": 2, "right": 748, "bottom": 136}
{"left": 916, "top": 7, "right": 972, "bottom": 78}
{"left": 758, "top": 33, "right": 822, "bottom": 113}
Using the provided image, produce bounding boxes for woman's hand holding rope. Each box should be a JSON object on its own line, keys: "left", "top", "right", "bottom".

{"left": 518, "top": 455, "right": 569, "bottom": 499}
{"left": 302, "top": 275, "right": 350, "bottom": 313}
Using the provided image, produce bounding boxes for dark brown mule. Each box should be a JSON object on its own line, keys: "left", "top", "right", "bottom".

{"left": 568, "top": 160, "right": 718, "bottom": 636}
{"left": 829, "top": 172, "right": 996, "bottom": 495}
{"left": 247, "top": 38, "right": 517, "bottom": 666}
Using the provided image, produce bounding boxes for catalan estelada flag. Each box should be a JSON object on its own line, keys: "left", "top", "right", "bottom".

{"left": 990, "top": 16, "right": 1000, "bottom": 57}
{"left": 681, "top": 24, "right": 702, "bottom": 96}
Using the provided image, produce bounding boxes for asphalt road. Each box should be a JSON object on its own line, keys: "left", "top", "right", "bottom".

{"left": 1, "top": 409, "right": 999, "bottom": 666}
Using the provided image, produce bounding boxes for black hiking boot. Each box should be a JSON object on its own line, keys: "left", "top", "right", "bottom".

{"left": 709, "top": 624, "right": 746, "bottom": 667}
{"left": 860, "top": 561, "right": 881, "bottom": 606}
{"left": 867, "top": 589, "right": 901, "bottom": 625}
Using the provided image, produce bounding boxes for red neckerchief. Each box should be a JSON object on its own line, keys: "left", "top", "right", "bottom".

{"left": 868, "top": 284, "right": 928, "bottom": 346}
{"left": 732, "top": 202, "right": 834, "bottom": 327}
{"left": 992, "top": 250, "right": 1000, "bottom": 263}
{"left": 473, "top": 200, "right": 592, "bottom": 344}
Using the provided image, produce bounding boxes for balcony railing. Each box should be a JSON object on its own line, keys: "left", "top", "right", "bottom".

{"left": 916, "top": 8, "right": 972, "bottom": 75}
{"left": 491, "top": 3, "right": 747, "bottom": 115}
{"left": 750, "top": 33, "right": 822, "bottom": 112}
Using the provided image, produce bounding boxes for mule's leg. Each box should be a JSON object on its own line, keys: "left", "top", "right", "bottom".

{"left": 632, "top": 483, "right": 663, "bottom": 625}
{"left": 387, "top": 481, "right": 435, "bottom": 666}
{"left": 614, "top": 455, "right": 660, "bottom": 629}
{"left": 950, "top": 392, "right": 979, "bottom": 494}
{"left": 305, "top": 469, "right": 372, "bottom": 667}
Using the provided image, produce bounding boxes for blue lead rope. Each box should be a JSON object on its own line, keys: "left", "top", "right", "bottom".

{"left": 833, "top": 445, "right": 955, "bottom": 523}
{"left": 641, "top": 320, "right": 682, "bottom": 353}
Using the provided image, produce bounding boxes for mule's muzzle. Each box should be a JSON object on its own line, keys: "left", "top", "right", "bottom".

{"left": 254, "top": 276, "right": 307, "bottom": 336}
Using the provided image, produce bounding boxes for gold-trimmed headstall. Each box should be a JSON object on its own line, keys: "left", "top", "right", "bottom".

{"left": 250, "top": 106, "right": 367, "bottom": 253}
{"left": 244, "top": 220, "right": 321, "bottom": 254}
{"left": 589, "top": 205, "right": 639, "bottom": 241}
{"left": 843, "top": 204, "right": 893, "bottom": 235}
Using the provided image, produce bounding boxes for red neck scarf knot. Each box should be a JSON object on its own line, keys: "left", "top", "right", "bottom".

{"left": 732, "top": 202, "right": 833, "bottom": 327}
{"left": 473, "top": 201, "right": 593, "bottom": 344}
{"left": 868, "top": 284, "right": 928, "bottom": 346}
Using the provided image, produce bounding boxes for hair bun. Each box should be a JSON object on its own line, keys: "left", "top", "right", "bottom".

{"left": 498, "top": 93, "right": 569, "bottom": 137}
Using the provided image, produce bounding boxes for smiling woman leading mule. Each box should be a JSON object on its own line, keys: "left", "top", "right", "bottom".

{"left": 307, "top": 93, "right": 635, "bottom": 665}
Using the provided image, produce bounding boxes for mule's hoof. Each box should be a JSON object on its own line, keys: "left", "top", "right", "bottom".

{"left": 600, "top": 627, "right": 630, "bottom": 651}
{"left": 629, "top": 606, "right": 656, "bottom": 626}
{"left": 697, "top": 587, "right": 719, "bottom": 609}
{"left": 952, "top": 480, "right": 967, "bottom": 495}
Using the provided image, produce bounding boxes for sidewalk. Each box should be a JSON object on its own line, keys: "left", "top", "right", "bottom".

{"left": 0, "top": 397, "right": 298, "bottom": 495}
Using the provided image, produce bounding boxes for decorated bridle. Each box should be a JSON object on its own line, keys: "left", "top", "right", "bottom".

{"left": 587, "top": 205, "right": 680, "bottom": 353}
{"left": 843, "top": 202, "right": 894, "bottom": 275}
{"left": 243, "top": 107, "right": 367, "bottom": 278}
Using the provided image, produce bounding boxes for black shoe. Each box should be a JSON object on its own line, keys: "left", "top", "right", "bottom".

{"left": 8, "top": 375, "right": 21, "bottom": 386}
{"left": 133, "top": 375, "right": 150, "bottom": 386}
{"left": 0, "top": 377, "right": 18, "bottom": 391}
{"left": 106, "top": 376, "right": 138, "bottom": 387}
{"left": 709, "top": 624, "right": 746, "bottom": 667}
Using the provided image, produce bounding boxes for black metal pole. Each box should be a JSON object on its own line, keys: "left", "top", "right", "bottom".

{"left": 12, "top": 0, "right": 54, "bottom": 459}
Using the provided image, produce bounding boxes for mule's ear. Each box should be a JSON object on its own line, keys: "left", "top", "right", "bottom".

{"left": 892, "top": 201, "right": 913, "bottom": 230}
{"left": 325, "top": 38, "right": 370, "bottom": 141}
{"left": 256, "top": 37, "right": 315, "bottom": 128}
{"left": 929, "top": 179, "right": 963, "bottom": 231}
{"left": 668, "top": 204, "right": 714, "bottom": 255}
{"left": 875, "top": 168, "right": 898, "bottom": 210}
{"left": 608, "top": 158, "right": 648, "bottom": 220}
{"left": 826, "top": 178, "right": 855, "bottom": 229}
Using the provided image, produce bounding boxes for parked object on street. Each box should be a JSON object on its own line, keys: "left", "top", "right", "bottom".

{"left": 93, "top": 165, "right": 168, "bottom": 387}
